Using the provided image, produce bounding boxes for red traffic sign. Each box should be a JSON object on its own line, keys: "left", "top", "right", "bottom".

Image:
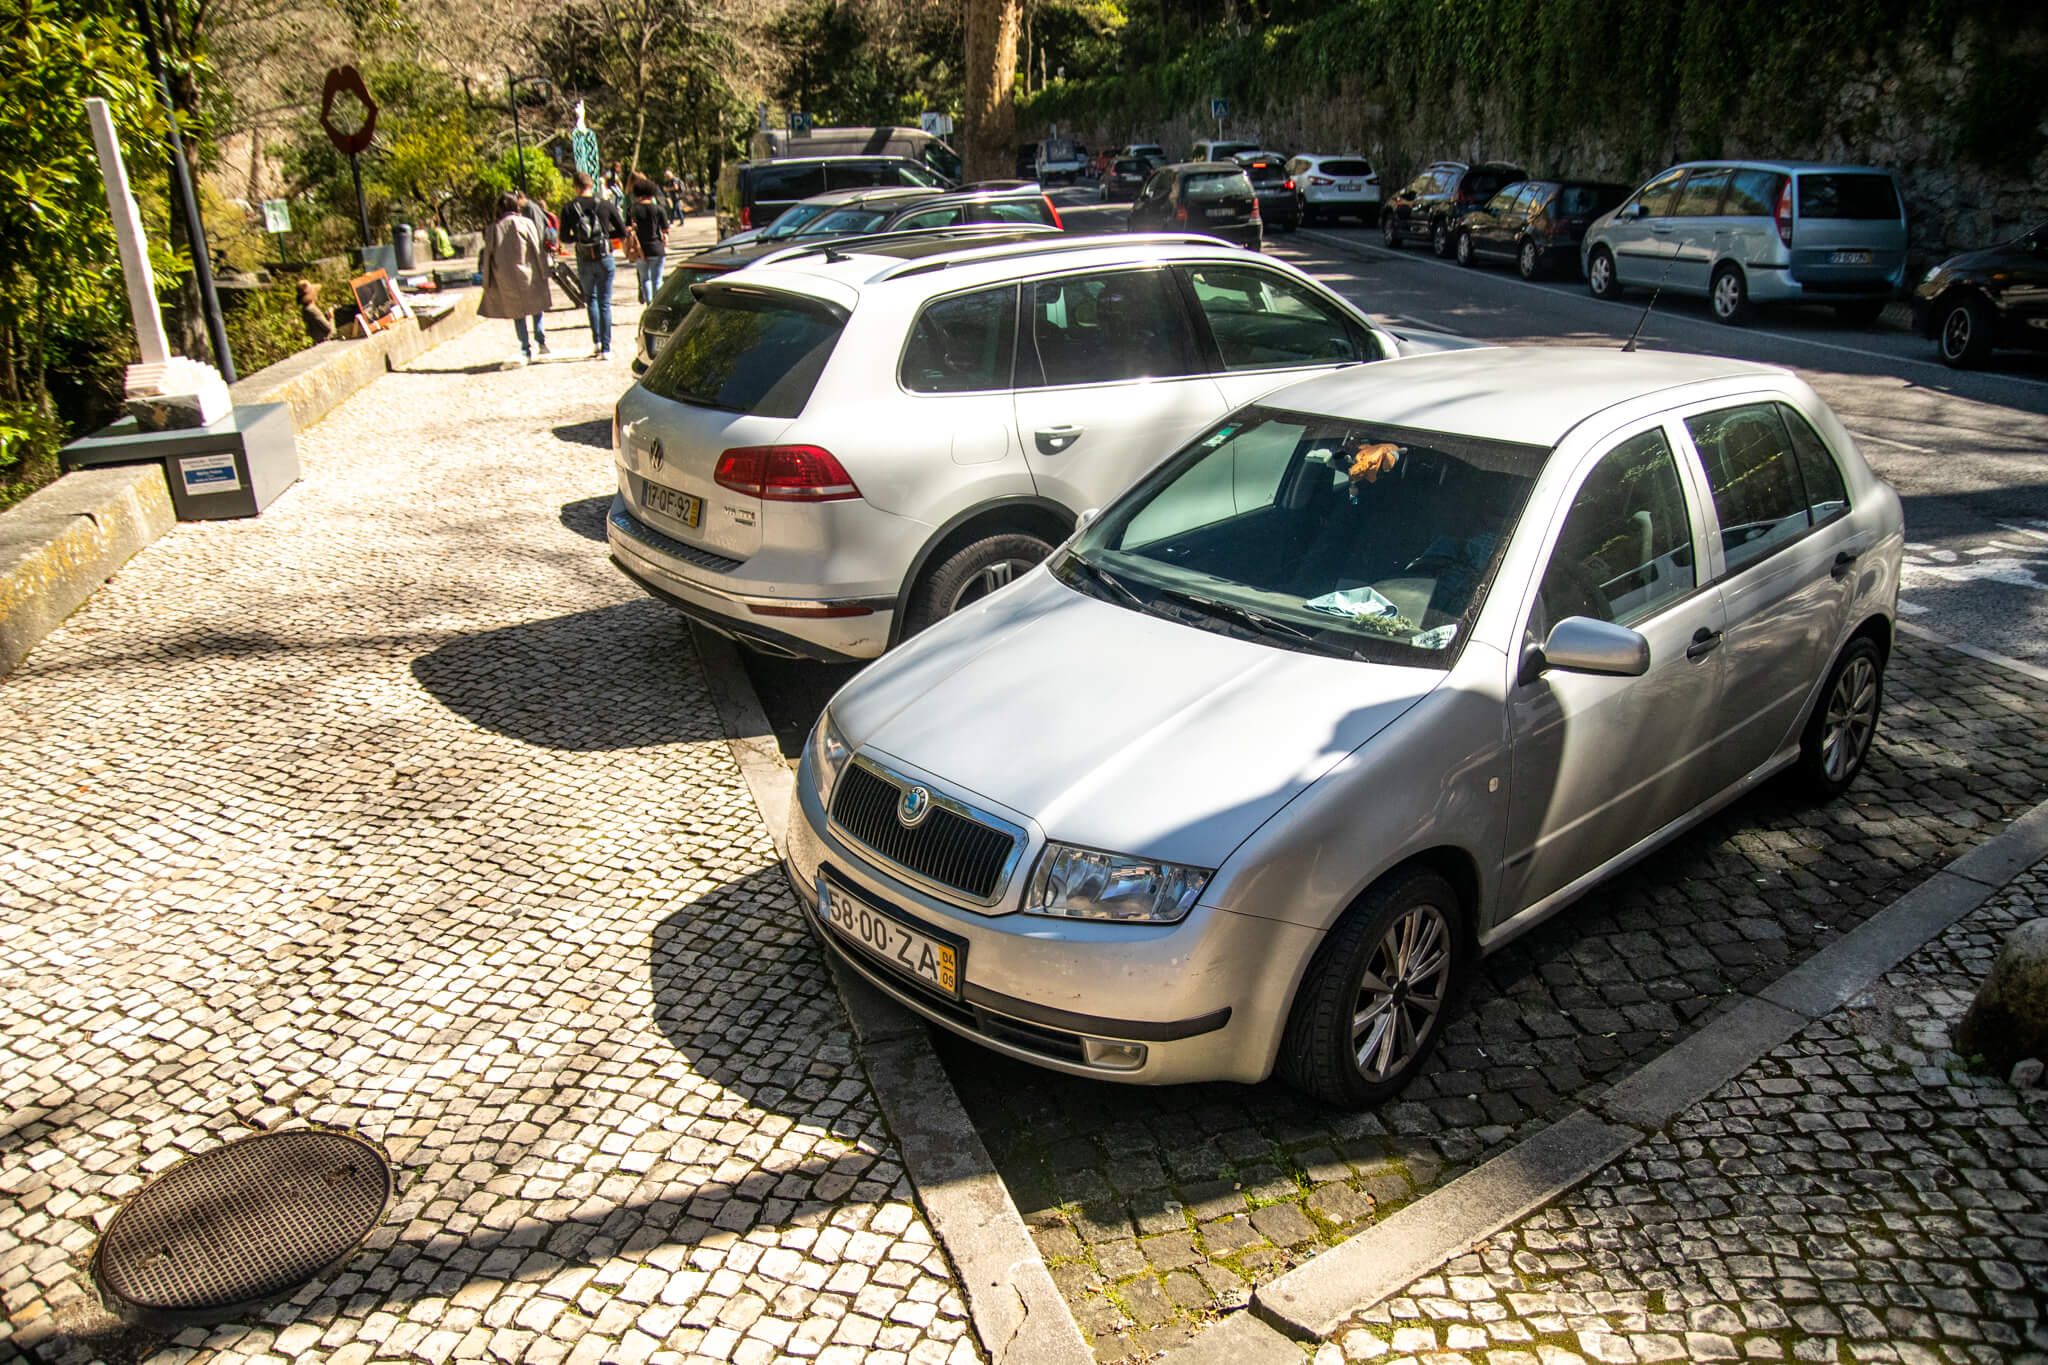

{"left": 319, "top": 66, "right": 378, "bottom": 156}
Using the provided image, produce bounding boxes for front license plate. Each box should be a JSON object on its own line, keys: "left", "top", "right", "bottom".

{"left": 1337, "top": 182, "right": 1363, "bottom": 192}
{"left": 642, "top": 481, "right": 702, "bottom": 528}
{"left": 818, "top": 877, "right": 960, "bottom": 996}
{"left": 1830, "top": 249, "right": 1872, "bottom": 265}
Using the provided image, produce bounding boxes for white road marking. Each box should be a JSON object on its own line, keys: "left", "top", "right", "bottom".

{"left": 1850, "top": 430, "right": 1936, "bottom": 454}
{"left": 1897, "top": 620, "right": 2048, "bottom": 685}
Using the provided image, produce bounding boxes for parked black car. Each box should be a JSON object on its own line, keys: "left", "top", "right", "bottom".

{"left": 714, "top": 155, "right": 948, "bottom": 237}
{"left": 1381, "top": 160, "right": 1525, "bottom": 257}
{"left": 1233, "top": 152, "right": 1300, "bottom": 231}
{"left": 1453, "top": 179, "right": 1630, "bottom": 279}
{"left": 1913, "top": 219, "right": 2048, "bottom": 368}
{"left": 1127, "top": 163, "right": 1262, "bottom": 249}
{"left": 788, "top": 184, "right": 1063, "bottom": 235}
{"left": 1098, "top": 158, "right": 1151, "bottom": 203}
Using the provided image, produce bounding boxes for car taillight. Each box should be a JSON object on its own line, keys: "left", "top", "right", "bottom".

{"left": 1775, "top": 180, "right": 1793, "bottom": 247}
{"left": 740, "top": 205, "right": 752, "bottom": 229}
{"left": 1308, "top": 175, "right": 1334, "bottom": 186}
{"left": 1284, "top": 179, "right": 1296, "bottom": 191}
{"left": 1042, "top": 194, "right": 1063, "bottom": 229}
{"left": 713, "top": 445, "right": 860, "bottom": 502}
{"left": 1249, "top": 198, "right": 1261, "bottom": 220}
{"left": 1175, "top": 205, "right": 1189, "bottom": 223}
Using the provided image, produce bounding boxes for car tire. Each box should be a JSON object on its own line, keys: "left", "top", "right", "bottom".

{"left": 1518, "top": 238, "right": 1545, "bottom": 281}
{"left": 1454, "top": 230, "right": 1475, "bottom": 266}
{"left": 1431, "top": 218, "right": 1454, "bottom": 257}
{"left": 1833, "top": 299, "right": 1886, "bottom": 327}
{"left": 1935, "top": 293, "right": 1994, "bottom": 368}
{"left": 1586, "top": 247, "right": 1623, "bottom": 300}
{"left": 904, "top": 532, "right": 1053, "bottom": 635}
{"left": 1381, "top": 214, "right": 1401, "bottom": 249}
{"left": 1279, "top": 866, "right": 1465, "bottom": 1108}
{"left": 1796, "top": 637, "right": 1884, "bottom": 798}
{"left": 1710, "top": 263, "right": 1754, "bottom": 325}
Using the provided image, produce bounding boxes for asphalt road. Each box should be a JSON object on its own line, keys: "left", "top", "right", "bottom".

{"left": 737, "top": 186, "right": 2048, "bottom": 754}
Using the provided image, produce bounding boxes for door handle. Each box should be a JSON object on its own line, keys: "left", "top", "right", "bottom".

{"left": 1650, "top": 223, "right": 1675, "bottom": 233}
{"left": 1035, "top": 425, "right": 1084, "bottom": 455}
{"left": 1831, "top": 549, "right": 1862, "bottom": 580}
{"left": 1685, "top": 627, "right": 1723, "bottom": 661}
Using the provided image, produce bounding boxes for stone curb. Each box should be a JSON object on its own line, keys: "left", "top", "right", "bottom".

{"left": 686, "top": 624, "right": 1094, "bottom": 1365}
{"left": 229, "top": 289, "right": 483, "bottom": 433}
{"left": 1291, "top": 226, "right": 1919, "bottom": 333}
{"left": 1222, "top": 790, "right": 2048, "bottom": 1346}
{"left": 0, "top": 463, "right": 175, "bottom": 679}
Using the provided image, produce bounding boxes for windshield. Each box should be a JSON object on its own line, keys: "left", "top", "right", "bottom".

{"left": 795, "top": 207, "right": 889, "bottom": 236}
{"left": 1183, "top": 171, "right": 1253, "bottom": 201}
{"left": 639, "top": 287, "right": 844, "bottom": 418}
{"left": 761, "top": 203, "right": 832, "bottom": 239}
{"left": 1062, "top": 407, "right": 1545, "bottom": 664}
{"left": 922, "top": 142, "right": 962, "bottom": 184}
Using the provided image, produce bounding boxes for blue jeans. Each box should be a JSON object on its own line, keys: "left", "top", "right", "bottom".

{"left": 512, "top": 314, "right": 545, "bottom": 357}
{"left": 578, "top": 253, "right": 616, "bottom": 352}
{"left": 635, "top": 255, "right": 665, "bottom": 304}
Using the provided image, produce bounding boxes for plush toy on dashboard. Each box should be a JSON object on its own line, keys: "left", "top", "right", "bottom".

{"left": 1347, "top": 442, "right": 1402, "bottom": 501}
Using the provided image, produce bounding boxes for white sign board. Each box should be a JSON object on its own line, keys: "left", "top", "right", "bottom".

{"left": 262, "top": 199, "right": 291, "bottom": 233}
{"left": 178, "top": 453, "right": 241, "bottom": 495}
{"left": 919, "top": 112, "right": 954, "bottom": 137}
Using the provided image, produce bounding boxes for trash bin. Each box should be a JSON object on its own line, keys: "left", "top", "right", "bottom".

{"left": 392, "top": 222, "right": 415, "bottom": 271}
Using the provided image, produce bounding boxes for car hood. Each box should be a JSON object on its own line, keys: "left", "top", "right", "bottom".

{"left": 1386, "top": 327, "right": 1488, "bottom": 356}
{"left": 1934, "top": 243, "right": 2027, "bottom": 274}
{"left": 833, "top": 572, "right": 1445, "bottom": 869}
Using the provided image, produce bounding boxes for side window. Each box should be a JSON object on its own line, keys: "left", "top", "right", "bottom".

{"left": 1508, "top": 183, "right": 1541, "bottom": 217}
{"left": 894, "top": 206, "right": 963, "bottom": 230}
{"left": 1778, "top": 404, "right": 1850, "bottom": 524}
{"left": 1534, "top": 428, "right": 1696, "bottom": 638}
{"left": 1484, "top": 186, "right": 1519, "bottom": 215}
{"left": 825, "top": 163, "right": 895, "bottom": 190}
{"left": 983, "top": 199, "right": 1053, "bottom": 225}
{"left": 1685, "top": 404, "right": 1813, "bottom": 573}
{"left": 751, "top": 164, "right": 825, "bottom": 202}
{"left": 1181, "top": 265, "right": 1373, "bottom": 370}
{"left": 1020, "top": 270, "right": 1200, "bottom": 388}
{"left": 1630, "top": 168, "right": 1687, "bottom": 218}
{"left": 897, "top": 164, "right": 944, "bottom": 188}
{"left": 1672, "top": 168, "right": 1732, "bottom": 217}
{"left": 1723, "top": 169, "right": 1785, "bottom": 217}
{"left": 899, "top": 285, "right": 1017, "bottom": 394}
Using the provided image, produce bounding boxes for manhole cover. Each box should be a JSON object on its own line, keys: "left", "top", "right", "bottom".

{"left": 92, "top": 1129, "right": 391, "bottom": 1326}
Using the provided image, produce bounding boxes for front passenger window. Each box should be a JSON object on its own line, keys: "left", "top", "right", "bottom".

{"left": 1630, "top": 168, "right": 1687, "bottom": 218}
{"left": 1686, "top": 404, "right": 1813, "bottom": 572}
{"left": 1534, "top": 429, "right": 1696, "bottom": 638}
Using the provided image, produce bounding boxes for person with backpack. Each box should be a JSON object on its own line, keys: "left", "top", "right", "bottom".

{"left": 628, "top": 179, "right": 670, "bottom": 304}
{"left": 558, "top": 171, "right": 626, "bottom": 361}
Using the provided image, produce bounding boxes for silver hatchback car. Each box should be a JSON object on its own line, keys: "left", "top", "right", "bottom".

{"left": 787, "top": 347, "right": 1903, "bottom": 1106}
{"left": 1582, "top": 161, "right": 1907, "bottom": 325}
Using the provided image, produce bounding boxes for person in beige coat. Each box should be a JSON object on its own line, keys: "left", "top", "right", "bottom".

{"left": 479, "top": 191, "right": 553, "bottom": 366}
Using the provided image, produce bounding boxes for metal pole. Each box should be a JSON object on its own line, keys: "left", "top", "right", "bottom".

{"left": 509, "top": 69, "right": 529, "bottom": 195}
{"left": 348, "top": 151, "right": 371, "bottom": 247}
{"left": 129, "top": 0, "right": 234, "bottom": 381}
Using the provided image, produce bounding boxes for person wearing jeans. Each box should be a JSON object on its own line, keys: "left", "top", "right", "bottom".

{"left": 478, "top": 191, "right": 552, "bottom": 367}
{"left": 561, "top": 171, "right": 626, "bottom": 360}
{"left": 629, "top": 180, "right": 670, "bottom": 304}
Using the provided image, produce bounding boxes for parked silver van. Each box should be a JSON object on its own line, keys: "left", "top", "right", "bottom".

{"left": 1582, "top": 161, "right": 1907, "bottom": 325}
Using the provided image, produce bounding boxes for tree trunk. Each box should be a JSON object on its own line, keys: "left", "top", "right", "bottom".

{"left": 963, "top": 0, "right": 1022, "bottom": 182}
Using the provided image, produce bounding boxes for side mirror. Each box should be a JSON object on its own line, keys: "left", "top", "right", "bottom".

{"left": 1077, "top": 508, "right": 1099, "bottom": 527}
{"left": 1626, "top": 202, "right": 1648, "bottom": 219}
{"left": 1521, "top": 616, "right": 1650, "bottom": 685}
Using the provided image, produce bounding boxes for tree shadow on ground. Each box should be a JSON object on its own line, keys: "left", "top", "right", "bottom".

{"left": 410, "top": 601, "right": 726, "bottom": 751}
{"left": 559, "top": 496, "right": 609, "bottom": 542}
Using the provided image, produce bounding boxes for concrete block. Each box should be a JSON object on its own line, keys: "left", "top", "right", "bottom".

{"left": 0, "top": 463, "right": 174, "bottom": 677}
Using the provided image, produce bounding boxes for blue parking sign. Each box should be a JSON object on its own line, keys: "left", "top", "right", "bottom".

{"left": 1211, "top": 97, "right": 1229, "bottom": 120}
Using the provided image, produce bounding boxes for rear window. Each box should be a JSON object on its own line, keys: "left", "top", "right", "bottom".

{"left": 1555, "top": 183, "right": 1625, "bottom": 216}
{"left": 982, "top": 198, "right": 1055, "bottom": 225}
{"left": 640, "top": 288, "right": 844, "bottom": 418}
{"left": 1241, "top": 160, "right": 1288, "bottom": 183}
{"left": 1115, "top": 159, "right": 1147, "bottom": 175}
{"left": 1462, "top": 168, "right": 1517, "bottom": 200}
{"left": 1320, "top": 159, "right": 1373, "bottom": 177}
{"left": 1183, "top": 171, "right": 1253, "bottom": 201}
{"left": 1797, "top": 173, "right": 1899, "bottom": 221}
{"left": 748, "top": 164, "right": 825, "bottom": 201}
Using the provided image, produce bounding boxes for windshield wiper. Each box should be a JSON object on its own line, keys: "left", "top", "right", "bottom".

{"left": 1070, "top": 557, "right": 1147, "bottom": 611}
{"left": 1152, "top": 588, "right": 1356, "bottom": 657}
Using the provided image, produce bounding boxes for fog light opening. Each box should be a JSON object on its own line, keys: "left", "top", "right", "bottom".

{"left": 1081, "top": 1038, "right": 1148, "bottom": 1071}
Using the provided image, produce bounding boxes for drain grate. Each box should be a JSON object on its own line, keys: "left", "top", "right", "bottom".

{"left": 92, "top": 1129, "right": 392, "bottom": 1326}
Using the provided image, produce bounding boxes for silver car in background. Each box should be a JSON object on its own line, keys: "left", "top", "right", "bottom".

{"left": 1582, "top": 160, "right": 1907, "bottom": 325}
{"left": 788, "top": 347, "right": 1902, "bottom": 1106}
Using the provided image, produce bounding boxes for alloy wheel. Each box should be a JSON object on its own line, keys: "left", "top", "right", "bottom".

{"left": 1713, "top": 270, "right": 1745, "bottom": 321}
{"left": 1821, "top": 655, "right": 1879, "bottom": 783}
{"left": 1519, "top": 240, "right": 1539, "bottom": 279}
{"left": 1589, "top": 252, "right": 1614, "bottom": 297}
{"left": 1350, "top": 902, "right": 1451, "bottom": 1083}
{"left": 946, "top": 557, "right": 1034, "bottom": 613}
{"left": 1941, "top": 306, "right": 1972, "bottom": 361}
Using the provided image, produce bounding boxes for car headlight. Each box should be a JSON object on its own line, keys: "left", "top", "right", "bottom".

{"left": 1921, "top": 265, "right": 1943, "bottom": 284}
{"left": 1024, "top": 843, "right": 1212, "bottom": 924}
{"left": 807, "top": 709, "right": 852, "bottom": 806}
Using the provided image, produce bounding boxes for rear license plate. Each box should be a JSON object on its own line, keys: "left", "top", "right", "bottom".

{"left": 1829, "top": 249, "right": 1872, "bottom": 265}
{"left": 1337, "top": 182, "right": 1363, "bottom": 192}
{"left": 818, "top": 876, "right": 960, "bottom": 996}
{"left": 642, "top": 481, "right": 701, "bottom": 528}
{"left": 1206, "top": 207, "right": 1236, "bottom": 219}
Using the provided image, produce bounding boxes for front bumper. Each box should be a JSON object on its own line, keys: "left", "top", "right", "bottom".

{"left": 786, "top": 751, "right": 1321, "bottom": 1085}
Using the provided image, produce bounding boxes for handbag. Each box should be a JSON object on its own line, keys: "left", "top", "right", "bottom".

{"left": 621, "top": 207, "right": 646, "bottom": 263}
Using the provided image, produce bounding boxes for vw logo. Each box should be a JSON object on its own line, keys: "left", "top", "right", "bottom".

{"left": 648, "top": 440, "right": 664, "bottom": 471}
{"left": 897, "top": 784, "right": 932, "bottom": 829}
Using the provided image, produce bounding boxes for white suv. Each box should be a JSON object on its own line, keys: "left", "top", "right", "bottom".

{"left": 607, "top": 233, "right": 1458, "bottom": 660}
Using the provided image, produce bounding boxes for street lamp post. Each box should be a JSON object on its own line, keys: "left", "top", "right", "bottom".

{"left": 506, "top": 70, "right": 553, "bottom": 197}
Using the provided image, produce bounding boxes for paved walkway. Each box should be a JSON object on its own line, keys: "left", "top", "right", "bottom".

{"left": 1325, "top": 866, "right": 2048, "bottom": 1364}
{"left": 0, "top": 238, "right": 976, "bottom": 1365}
{"left": 947, "top": 636, "right": 2048, "bottom": 1360}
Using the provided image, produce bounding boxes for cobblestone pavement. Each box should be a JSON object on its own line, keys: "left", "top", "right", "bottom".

{"left": 1328, "top": 866, "right": 2048, "bottom": 1365}
{"left": 939, "top": 642, "right": 2048, "bottom": 1361}
{"left": 0, "top": 241, "right": 978, "bottom": 1365}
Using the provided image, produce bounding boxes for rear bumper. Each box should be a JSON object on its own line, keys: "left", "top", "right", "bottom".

{"left": 1194, "top": 221, "right": 1263, "bottom": 249}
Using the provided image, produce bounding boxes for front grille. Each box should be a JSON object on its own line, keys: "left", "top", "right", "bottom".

{"left": 609, "top": 502, "right": 745, "bottom": 573}
{"left": 830, "top": 762, "right": 1018, "bottom": 903}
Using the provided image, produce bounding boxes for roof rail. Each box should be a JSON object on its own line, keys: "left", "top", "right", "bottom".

{"left": 877, "top": 232, "right": 1232, "bottom": 281}
{"left": 749, "top": 222, "right": 1061, "bottom": 270}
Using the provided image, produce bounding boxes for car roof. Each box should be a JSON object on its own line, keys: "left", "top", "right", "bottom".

{"left": 1662, "top": 160, "right": 1896, "bottom": 175}
{"left": 788, "top": 185, "right": 938, "bottom": 209}
{"left": 1169, "top": 161, "right": 1250, "bottom": 173}
{"left": 1264, "top": 348, "right": 1787, "bottom": 447}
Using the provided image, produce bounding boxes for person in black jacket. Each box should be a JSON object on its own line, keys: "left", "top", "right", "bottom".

{"left": 558, "top": 171, "right": 627, "bottom": 360}
{"left": 629, "top": 179, "right": 670, "bottom": 304}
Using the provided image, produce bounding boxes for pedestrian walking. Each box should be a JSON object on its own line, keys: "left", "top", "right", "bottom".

{"left": 478, "top": 191, "right": 552, "bottom": 366}
{"left": 559, "top": 171, "right": 626, "bottom": 360}
{"left": 662, "top": 169, "right": 684, "bottom": 219}
{"left": 516, "top": 188, "right": 557, "bottom": 253}
{"left": 629, "top": 179, "right": 670, "bottom": 304}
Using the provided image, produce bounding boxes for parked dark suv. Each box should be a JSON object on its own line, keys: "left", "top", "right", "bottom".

{"left": 1914, "top": 219, "right": 2048, "bottom": 367}
{"left": 1128, "top": 163, "right": 1262, "bottom": 249}
{"left": 1453, "top": 179, "right": 1629, "bottom": 279}
{"left": 1233, "top": 152, "right": 1300, "bottom": 232}
{"left": 715, "top": 156, "right": 948, "bottom": 237}
{"left": 1381, "top": 160, "right": 1525, "bottom": 257}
